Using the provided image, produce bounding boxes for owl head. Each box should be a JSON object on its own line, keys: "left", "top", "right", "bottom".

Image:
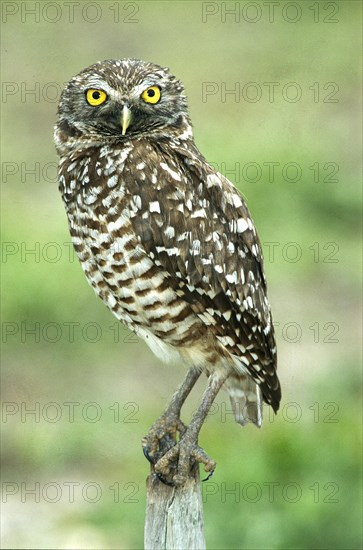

{"left": 55, "top": 59, "right": 192, "bottom": 153}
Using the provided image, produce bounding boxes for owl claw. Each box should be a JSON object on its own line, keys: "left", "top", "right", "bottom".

{"left": 142, "top": 412, "right": 215, "bottom": 486}
{"left": 202, "top": 468, "right": 215, "bottom": 482}
{"left": 143, "top": 446, "right": 155, "bottom": 465}
{"left": 142, "top": 412, "right": 187, "bottom": 467}
{"left": 153, "top": 431, "right": 216, "bottom": 487}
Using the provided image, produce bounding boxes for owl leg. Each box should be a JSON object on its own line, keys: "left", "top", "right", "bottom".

{"left": 142, "top": 366, "right": 201, "bottom": 467}
{"left": 154, "top": 369, "right": 229, "bottom": 486}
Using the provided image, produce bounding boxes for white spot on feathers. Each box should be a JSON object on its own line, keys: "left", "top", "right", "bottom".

{"left": 236, "top": 218, "right": 248, "bottom": 233}
{"left": 160, "top": 162, "right": 181, "bottom": 181}
{"left": 133, "top": 195, "right": 142, "bottom": 210}
{"left": 226, "top": 271, "right": 237, "bottom": 284}
{"left": 164, "top": 226, "right": 175, "bottom": 239}
{"left": 107, "top": 175, "right": 118, "bottom": 188}
{"left": 149, "top": 201, "right": 161, "bottom": 213}
{"left": 232, "top": 194, "right": 243, "bottom": 208}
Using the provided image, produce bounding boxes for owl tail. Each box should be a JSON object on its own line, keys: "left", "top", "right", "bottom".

{"left": 224, "top": 374, "right": 263, "bottom": 428}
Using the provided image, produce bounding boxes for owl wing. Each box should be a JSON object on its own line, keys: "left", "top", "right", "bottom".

{"left": 128, "top": 142, "right": 280, "bottom": 412}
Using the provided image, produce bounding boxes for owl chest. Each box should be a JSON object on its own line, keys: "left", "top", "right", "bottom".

{"left": 68, "top": 193, "right": 183, "bottom": 330}
{"left": 63, "top": 151, "right": 198, "bottom": 338}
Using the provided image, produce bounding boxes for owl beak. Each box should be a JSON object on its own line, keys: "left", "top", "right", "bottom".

{"left": 121, "top": 105, "right": 132, "bottom": 135}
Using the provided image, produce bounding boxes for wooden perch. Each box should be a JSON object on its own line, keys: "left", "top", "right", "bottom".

{"left": 144, "top": 461, "right": 206, "bottom": 550}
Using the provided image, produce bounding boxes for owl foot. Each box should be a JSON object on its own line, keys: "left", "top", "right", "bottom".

{"left": 142, "top": 412, "right": 187, "bottom": 467}
{"left": 142, "top": 366, "right": 202, "bottom": 478}
{"left": 142, "top": 414, "right": 215, "bottom": 486}
{"left": 153, "top": 428, "right": 216, "bottom": 487}
{"left": 142, "top": 369, "right": 227, "bottom": 485}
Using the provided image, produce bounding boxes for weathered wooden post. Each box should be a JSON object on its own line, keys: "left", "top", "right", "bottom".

{"left": 144, "top": 460, "right": 206, "bottom": 550}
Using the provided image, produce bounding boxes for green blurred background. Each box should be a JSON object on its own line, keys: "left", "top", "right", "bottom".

{"left": 1, "top": 1, "right": 362, "bottom": 548}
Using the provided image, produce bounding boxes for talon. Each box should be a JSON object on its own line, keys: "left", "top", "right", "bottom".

{"left": 143, "top": 446, "right": 155, "bottom": 464}
{"left": 154, "top": 472, "right": 175, "bottom": 487}
{"left": 151, "top": 432, "right": 216, "bottom": 486}
{"left": 202, "top": 468, "right": 215, "bottom": 482}
{"left": 142, "top": 412, "right": 186, "bottom": 468}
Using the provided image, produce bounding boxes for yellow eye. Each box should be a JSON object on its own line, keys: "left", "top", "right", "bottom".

{"left": 86, "top": 89, "right": 107, "bottom": 106}
{"left": 141, "top": 86, "right": 161, "bottom": 104}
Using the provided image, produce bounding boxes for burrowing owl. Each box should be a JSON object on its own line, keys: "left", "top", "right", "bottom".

{"left": 54, "top": 59, "right": 281, "bottom": 486}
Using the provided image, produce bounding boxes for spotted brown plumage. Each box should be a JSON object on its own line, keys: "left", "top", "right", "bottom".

{"left": 55, "top": 59, "right": 281, "bottom": 485}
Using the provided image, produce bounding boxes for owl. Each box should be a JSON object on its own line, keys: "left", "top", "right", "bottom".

{"left": 54, "top": 59, "right": 281, "bottom": 486}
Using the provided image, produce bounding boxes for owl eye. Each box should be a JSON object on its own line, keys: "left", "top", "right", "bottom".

{"left": 86, "top": 89, "right": 108, "bottom": 106}
{"left": 141, "top": 86, "right": 161, "bottom": 104}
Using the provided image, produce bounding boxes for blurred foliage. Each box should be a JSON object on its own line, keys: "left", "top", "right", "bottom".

{"left": 1, "top": 1, "right": 362, "bottom": 549}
